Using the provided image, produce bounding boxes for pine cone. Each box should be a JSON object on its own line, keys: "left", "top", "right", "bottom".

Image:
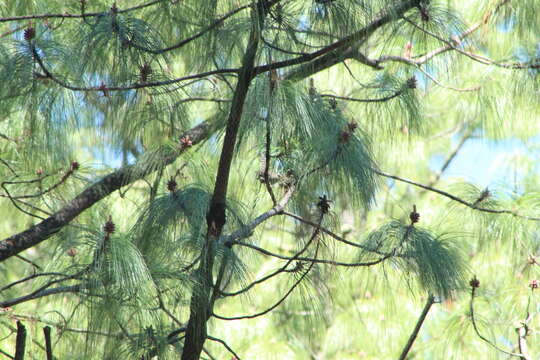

{"left": 409, "top": 205, "right": 420, "bottom": 224}
{"left": 406, "top": 76, "right": 417, "bottom": 89}
{"left": 103, "top": 217, "right": 116, "bottom": 234}
{"left": 24, "top": 27, "right": 36, "bottom": 42}
{"left": 140, "top": 63, "right": 152, "bottom": 83}
{"left": 167, "top": 178, "right": 177, "bottom": 192}
{"left": 469, "top": 277, "right": 480, "bottom": 288}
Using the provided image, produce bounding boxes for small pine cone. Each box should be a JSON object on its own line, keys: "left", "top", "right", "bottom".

{"left": 328, "top": 97, "right": 338, "bottom": 110}
{"left": 71, "top": 161, "right": 80, "bottom": 171}
{"left": 167, "top": 178, "right": 177, "bottom": 192}
{"left": 292, "top": 261, "right": 305, "bottom": 273}
{"left": 339, "top": 131, "right": 351, "bottom": 144}
{"left": 103, "top": 217, "right": 116, "bottom": 234}
{"left": 24, "top": 27, "right": 36, "bottom": 42}
{"left": 180, "top": 136, "right": 193, "bottom": 148}
{"left": 469, "top": 277, "right": 480, "bottom": 288}
{"left": 317, "top": 195, "right": 331, "bottom": 214}
{"left": 67, "top": 247, "right": 78, "bottom": 257}
{"left": 418, "top": 3, "right": 430, "bottom": 22}
{"left": 140, "top": 63, "right": 152, "bottom": 83}
{"left": 409, "top": 205, "right": 420, "bottom": 224}
{"left": 274, "top": 3, "right": 283, "bottom": 25}
{"left": 347, "top": 122, "right": 358, "bottom": 132}
{"left": 479, "top": 188, "right": 491, "bottom": 202}
{"left": 99, "top": 82, "right": 109, "bottom": 97}
{"left": 406, "top": 76, "right": 417, "bottom": 89}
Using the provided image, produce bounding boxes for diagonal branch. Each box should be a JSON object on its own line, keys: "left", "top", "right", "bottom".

{"left": 374, "top": 170, "right": 540, "bottom": 221}
{"left": 0, "top": 285, "right": 81, "bottom": 308}
{"left": 398, "top": 295, "right": 435, "bottom": 360}
{"left": 0, "top": 0, "right": 166, "bottom": 23}
{"left": 207, "top": 335, "right": 242, "bottom": 360}
{"left": 254, "top": 0, "right": 418, "bottom": 80}
{"left": 229, "top": 239, "right": 393, "bottom": 267}
{"left": 213, "top": 234, "right": 321, "bottom": 321}
{"left": 0, "top": 121, "right": 215, "bottom": 261}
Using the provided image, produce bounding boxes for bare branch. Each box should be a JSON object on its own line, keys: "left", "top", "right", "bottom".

{"left": 0, "top": 0, "right": 166, "bottom": 23}
{"left": 374, "top": 169, "right": 540, "bottom": 222}
{"left": 0, "top": 285, "right": 81, "bottom": 308}
{"left": 0, "top": 121, "right": 214, "bottom": 261}
{"left": 43, "top": 326, "right": 53, "bottom": 360}
{"left": 398, "top": 295, "right": 435, "bottom": 360}
{"left": 207, "top": 335, "right": 242, "bottom": 360}
{"left": 469, "top": 284, "right": 525, "bottom": 358}
{"left": 214, "top": 237, "right": 321, "bottom": 321}
{"left": 319, "top": 90, "right": 403, "bottom": 103}
{"left": 229, "top": 240, "right": 392, "bottom": 267}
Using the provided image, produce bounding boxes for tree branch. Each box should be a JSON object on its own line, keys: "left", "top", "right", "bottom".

{"left": 229, "top": 239, "right": 392, "bottom": 267}
{"left": 182, "top": 4, "right": 263, "bottom": 359}
{"left": 0, "top": 0, "right": 166, "bottom": 22}
{"left": 221, "top": 208, "right": 319, "bottom": 298}
{"left": 0, "top": 121, "right": 214, "bottom": 261}
{"left": 0, "top": 285, "right": 81, "bottom": 308}
{"left": 469, "top": 284, "right": 525, "bottom": 358}
{"left": 374, "top": 169, "right": 540, "bottom": 221}
{"left": 214, "top": 235, "right": 321, "bottom": 321}
{"left": 255, "top": 0, "right": 417, "bottom": 80}
{"left": 207, "top": 335, "right": 242, "bottom": 360}
{"left": 397, "top": 295, "right": 435, "bottom": 360}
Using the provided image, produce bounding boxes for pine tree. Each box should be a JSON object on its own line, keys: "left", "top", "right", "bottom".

{"left": 1, "top": 0, "right": 539, "bottom": 359}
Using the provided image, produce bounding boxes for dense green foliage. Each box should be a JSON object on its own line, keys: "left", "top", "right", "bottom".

{"left": 0, "top": 0, "right": 539, "bottom": 359}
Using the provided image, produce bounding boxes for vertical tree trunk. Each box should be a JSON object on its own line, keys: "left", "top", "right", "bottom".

{"left": 14, "top": 321, "right": 26, "bottom": 360}
{"left": 180, "top": 5, "right": 264, "bottom": 360}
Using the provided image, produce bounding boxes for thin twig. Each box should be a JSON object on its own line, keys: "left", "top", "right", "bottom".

{"left": 214, "top": 238, "right": 321, "bottom": 321}
{"left": 319, "top": 90, "right": 403, "bottom": 103}
{"left": 221, "top": 213, "right": 323, "bottom": 297}
{"left": 207, "top": 335, "right": 242, "bottom": 360}
{"left": 122, "top": 4, "right": 250, "bottom": 55}
{"left": 229, "top": 239, "right": 392, "bottom": 267}
{"left": 0, "top": 348, "right": 14, "bottom": 359}
{"left": 425, "top": 128, "right": 474, "bottom": 188}
{"left": 374, "top": 169, "right": 540, "bottom": 221}
{"left": 469, "top": 286, "right": 524, "bottom": 358}
{"left": 398, "top": 295, "right": 435, "bottom": 360}
{"left": 0, "top": 0, "right": 166, "bottom": 22}
{"left": 1, "top": 272, "right": 65, "bottom": 292}
{"left": 1, "top": 285, "right": 81, "bottom": 308}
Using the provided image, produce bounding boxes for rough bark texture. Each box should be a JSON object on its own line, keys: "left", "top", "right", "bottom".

{"left": 0, "top": 121, "right": 213, "bottom": 261}
{"left": 181, "top": 8, "right": 262, "bottom": 360}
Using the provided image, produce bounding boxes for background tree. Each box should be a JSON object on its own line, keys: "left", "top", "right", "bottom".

{"left": 0, "top": 0, "right": 539, "bottom": 359}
